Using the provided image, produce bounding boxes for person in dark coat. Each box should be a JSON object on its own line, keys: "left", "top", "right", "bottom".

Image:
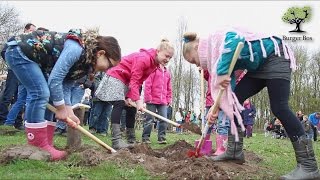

{"left": 242, "top": 99, "right": 256, "bottom": 138}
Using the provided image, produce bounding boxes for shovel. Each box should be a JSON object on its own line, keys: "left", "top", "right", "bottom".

{"left": 129, "top": 102, "right": 202, "bottom": 135}
{"left": 46, "top": 104, "right": 117, "bottom": 153}
{"left": 188, "top": 42, "right": 244, "bottom": 158}
{"left": 194, "top": 69, "right": 213, "bottom": 156}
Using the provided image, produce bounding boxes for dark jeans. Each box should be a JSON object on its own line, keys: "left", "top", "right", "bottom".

{"left": 4, "top": 84, "right": 27, "bottom": 125}
{"left": 83, "top": 110, "right": 90, "bottom": 126}
{"left": 244, "top": 124, "right": 253, "bottom": 137}
{"left": 0, "top": 69, "right": 19, "bottom": 124}
{"left": 235, "top": 76, "right": 305, "bottom": 141}
{"left": 313, "top": 126, "right": 318, "bottom": 141}
{"left": 89, "top": 100, "right": 112, "bottom": 134}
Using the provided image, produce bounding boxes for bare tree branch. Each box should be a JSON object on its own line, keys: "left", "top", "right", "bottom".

{"left": 0, "top": 2, "right": 24, "bottom": 74}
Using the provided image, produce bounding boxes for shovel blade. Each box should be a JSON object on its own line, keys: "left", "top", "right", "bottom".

{"left": 181, "top": 123, "right": 202, "bottom": 135}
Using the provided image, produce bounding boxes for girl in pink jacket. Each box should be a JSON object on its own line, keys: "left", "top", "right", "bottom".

{"left": 142, "top": 64, "right": 172, "bottom": 144}
{"left": 95, "top": 39, "right": 174, "bottom": 150}
{"left": 182, "top": 27, "right": 319, "bottom": 179}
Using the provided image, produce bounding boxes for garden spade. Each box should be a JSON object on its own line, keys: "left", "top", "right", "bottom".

{"left": 193, "top": 69, "right": 213, "bottom": 156}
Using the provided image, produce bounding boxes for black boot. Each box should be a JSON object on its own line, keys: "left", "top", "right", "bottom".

{"left": 280, "top": 135, "right": 320, "bottom": 180}
{"left": 111, "top": 124, "right": 131, "bottom": 150}
{"left": 126, "top": 128, "right": 137, "bottom": 144}
{"left": 210, "top": 127, "right": 245, "bottom": 164}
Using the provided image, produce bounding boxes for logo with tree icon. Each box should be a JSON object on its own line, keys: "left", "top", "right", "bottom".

{"left": 282, "top": 6, "right": 311, "bottom": 33}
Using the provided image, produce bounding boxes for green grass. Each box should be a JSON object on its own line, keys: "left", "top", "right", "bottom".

{"left": 244, "top": 133, "right": 320, "bottom": 176}
{"left": 0, "top": 128, "right": 319, "bottom": 179}
{"left": 0, "top": 159, "right": 151, "bottom": 180}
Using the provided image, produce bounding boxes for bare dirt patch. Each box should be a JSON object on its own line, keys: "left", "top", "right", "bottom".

{"left": 0, "top": 140, "right": 275, "bottom": 179}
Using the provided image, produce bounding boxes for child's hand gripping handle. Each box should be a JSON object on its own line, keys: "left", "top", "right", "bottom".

{"left": 46, "top": 104, "right": 117, "bottom": 153}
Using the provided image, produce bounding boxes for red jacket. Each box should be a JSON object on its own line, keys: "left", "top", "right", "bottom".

{"left": 107, "top": 48, "right": 159, "bottom": 101}
{"left": 144, "top": 67, "right": 172, "bottom": 105}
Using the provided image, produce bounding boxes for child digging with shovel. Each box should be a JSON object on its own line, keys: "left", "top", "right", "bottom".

{"left": 5, "top": 28, "right": 121, "bottom": 161}
{"left": 182, "top": 27, "right": 320, "bottom": 179}
{"left": 94, "top": 39, "right": 174, "bottom": 150}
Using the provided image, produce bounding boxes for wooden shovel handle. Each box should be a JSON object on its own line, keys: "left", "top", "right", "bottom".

{"left": 129, "top": 102, "right": 181, "bottom": 127}
{"left": 46, "top": 104, "right": 117, "bottom": 153}
{"left": 200, "top": 69, "right": 205, "bottom": 132}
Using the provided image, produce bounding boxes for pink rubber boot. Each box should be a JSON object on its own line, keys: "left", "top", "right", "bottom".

{"left": 213, "top": 134, "right": 228, "bottom": 156}
{"left": 25, "top": 121, "right": 67, "bottom": 161}
{"left": 47, "top": 121, "right": 56, "bottom": 146}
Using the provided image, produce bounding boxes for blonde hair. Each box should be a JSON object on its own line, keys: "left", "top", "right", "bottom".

{"left": 182, "top": 32, "right": 198, "bottom": 59}
{"left": 157, "top": 38, "right": 174, "bottom": 51}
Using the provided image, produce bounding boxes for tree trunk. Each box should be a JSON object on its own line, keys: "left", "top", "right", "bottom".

{"left": 290, "top": 22, "right": 304, "bottom": 32}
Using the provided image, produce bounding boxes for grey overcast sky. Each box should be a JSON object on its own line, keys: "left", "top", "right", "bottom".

{"left": 8, "top": 1, "right": 320, "bottom": 56}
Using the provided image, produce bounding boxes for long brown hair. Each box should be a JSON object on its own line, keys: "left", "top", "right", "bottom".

{"left": 88, "top": 34, "right": 121, "bottom": 81}
{"left": 96, "top": 36, "right": 121, "bottom": 62}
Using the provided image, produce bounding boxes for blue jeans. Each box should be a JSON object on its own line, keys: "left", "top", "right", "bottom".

{"left": 205, "top": 106, "right": 215, "bottom": 134}
{"left": 89, "top": 100, "right": 112, "bottom": 133}
{"left": 306, "top": 131, "right": 314, "bottom": 140}
{"left": 5, "top": 45, "right": 49, "bottom": 123}
{"left": 0, "top": 69, "right": 19, "bottom": 123}
{"left": 176, "top": 121, "right": 182, "bottom": 133}
{"left": 216, "top": 111, "right": 231, "bottom": 136}
{"left": 205, "top": 106, "right": 230, "bottom": 135}
{"left": 4, "top": 84, "right": 27, "bottom": 125}
{"left": 142, "top": 104, "right": 167, "bottom": 141}
{"left": 56, "top": 83, "right": 85, "bottom": 130}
